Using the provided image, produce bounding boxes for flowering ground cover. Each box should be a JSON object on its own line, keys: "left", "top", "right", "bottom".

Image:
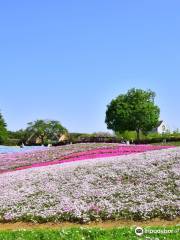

{"left": 0, "top": 146, "right": 179, "bottom": 223}
{"left": 0, "top": 143, "right": 172, "bottom": 173}
{"left": 0, "top": 143, "right": 119, "bottom": 173}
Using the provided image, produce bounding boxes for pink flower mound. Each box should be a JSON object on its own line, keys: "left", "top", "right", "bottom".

{"left": 3, "top": 144, "right": 173, "bottom": 173}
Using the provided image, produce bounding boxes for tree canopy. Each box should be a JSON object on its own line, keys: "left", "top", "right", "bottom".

{"left": 0, "top": 112, "right": 8, "bottom": 144}
{"left": 105, "top": 88, "right": 160, "bottom": 140}
{"left": 25, "top": 119, "right": 68, "bottom": 145}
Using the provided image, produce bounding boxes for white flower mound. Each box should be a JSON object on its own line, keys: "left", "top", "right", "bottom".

{"left": 0, "top": 147, "right": 179, "bottom": 223}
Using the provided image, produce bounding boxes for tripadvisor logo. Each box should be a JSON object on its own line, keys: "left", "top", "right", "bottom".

{"left": 135, "top": 227, "right": 144, "bottom": 236}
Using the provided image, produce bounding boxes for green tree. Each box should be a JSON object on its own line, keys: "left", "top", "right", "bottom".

{"left": 0, "top": 112, "right": 8, "bottom": 144}
{"left": 8, "top": 129, "right": 29, "bottom": 145}
{"left": 105, "top": 88, "right": 160, "bottom": 141}
{"left": 25, "top": 119, "right": 68, "bottom": 145}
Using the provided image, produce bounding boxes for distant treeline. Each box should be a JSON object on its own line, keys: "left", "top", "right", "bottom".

{"left": 5, "top": 131, "right": 180, "bottom": 146}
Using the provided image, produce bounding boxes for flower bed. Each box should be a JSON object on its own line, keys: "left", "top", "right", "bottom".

{"left": 0, "top": 143, "right": 119, "bottom": 173}
{"left": 0, "top": 144, "right": 172, "bottom": 173}
{"left": 0, "top": 147, "right": 179, "bottom": 223}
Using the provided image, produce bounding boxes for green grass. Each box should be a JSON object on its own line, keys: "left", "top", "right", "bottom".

{"left": 152, "top": 141, "right": 180, "bottom": 146}
{"left": 0, "top": 227, "right": 179, "bottom": 240}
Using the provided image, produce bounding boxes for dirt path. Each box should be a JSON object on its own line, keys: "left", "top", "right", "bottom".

{"left": 0, "top": 218, "right": 179, "bottom": 230}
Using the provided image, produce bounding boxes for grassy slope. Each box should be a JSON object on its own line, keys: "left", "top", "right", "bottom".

{"left": 0, "top": 227, "right": 179, "bottom": 240}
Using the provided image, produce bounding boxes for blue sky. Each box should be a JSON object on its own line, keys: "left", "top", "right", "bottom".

{"left": 0, "top": 0, "right": 180, "bottom": 133}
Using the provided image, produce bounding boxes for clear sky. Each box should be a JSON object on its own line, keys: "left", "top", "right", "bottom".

{"left": 0, "top": 0, "right": 180, "bottom": 133}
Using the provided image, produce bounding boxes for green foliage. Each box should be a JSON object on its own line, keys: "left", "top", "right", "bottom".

{"left": 7, "top": 129, "right": 29, "bottom": 145}
{"left": 0, "top": 227, "right": 179, "bottom": 240}
{"left": 8, "top": 129, "right": 25, "bottom": 139}
{"left": 105, "top": 88, "right": 160, "bottom": 140}
{"left": 0, "top": 112, "right": 8, "bottom": 144}
{"left": 25, "top": 119, "right": 68, "bottom": 145}
{"left": 3, "top": 138, "right": 20, "bottom": 146}
{"left": 116, "top": 131, "right": 137, "bottom": 141}
{"left": 69, "top": 133, "right": 83, "bottom": 142}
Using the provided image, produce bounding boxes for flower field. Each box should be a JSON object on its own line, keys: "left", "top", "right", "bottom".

{"left": 0, "top": 143, "right": 179, "bottom": 223}
{"left": 0, "top": 143, "right": 118, "bottom": 173}
{"left": 0, "top": 143, "right": 171, "bottom": 173}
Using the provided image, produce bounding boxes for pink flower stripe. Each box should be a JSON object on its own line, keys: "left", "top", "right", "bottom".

{"left": 1, "top": 145, "right": 173, "bottom": 174}
{"left": 0, "top": 143, "right": 119, "bottom": 172}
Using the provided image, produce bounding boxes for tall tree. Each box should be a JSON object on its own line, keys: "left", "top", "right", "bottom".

{"left": 0, "top": 112, "right": 8, "bottom": 144}
{"left": 105, "top": 88, "right": 160, "bottom": 140}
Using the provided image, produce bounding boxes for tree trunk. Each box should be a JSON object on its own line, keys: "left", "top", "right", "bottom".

{"left": 41, "top": 135, "right": 44, "bottom": 145}
{"left": 136, "top": 129, "right": 141, "bottom": 142}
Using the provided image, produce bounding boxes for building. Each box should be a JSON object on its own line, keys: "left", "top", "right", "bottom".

{"left": 151, "top": 120, "right": 170, "bottom": 134}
